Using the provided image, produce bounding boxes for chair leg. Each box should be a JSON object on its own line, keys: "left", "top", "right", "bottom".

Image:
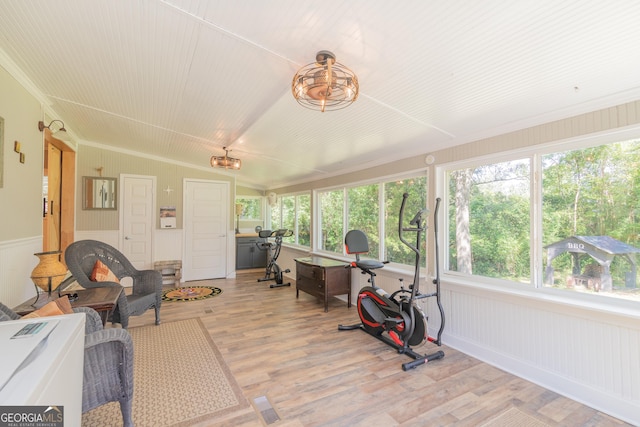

{"left": 119, "top": 399, "right": 133, "bottom": 427}
{"left": 155, "top": 305, "right": 161, "bottom": 325}
{"left": 120, "top": 312, "right": 129, "bottom": 329}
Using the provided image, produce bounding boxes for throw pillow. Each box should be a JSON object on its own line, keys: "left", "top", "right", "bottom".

{"left": 22, "top": 295, "right": 74, "bottom": 319}
{"left": 90, "top": 259, "right": 120, "bottom": 283}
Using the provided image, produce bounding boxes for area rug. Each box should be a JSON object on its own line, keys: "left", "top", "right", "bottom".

{"left": 161, "top": 286, "right": 222, "bottom": 302}
{"left": 82, "top": 318, "right": 248, "bottom": 427}
{"left": 480, "top": 407, "right": 550, "bottom": 427}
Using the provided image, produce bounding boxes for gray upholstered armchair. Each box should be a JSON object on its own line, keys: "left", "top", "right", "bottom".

{"left": 64, "top": 239, "right": 162, "bottom": 328}
{"left": 0, "top": 302, "right": 134, "bottom": 427}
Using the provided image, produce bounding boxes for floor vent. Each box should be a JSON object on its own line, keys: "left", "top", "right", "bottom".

{"left": 253, "top": 395, "right": 281, "bottom": 425}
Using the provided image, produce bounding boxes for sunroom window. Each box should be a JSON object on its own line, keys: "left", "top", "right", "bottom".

{"left": 444, "top": 136, "right": 640, "bottom": 303}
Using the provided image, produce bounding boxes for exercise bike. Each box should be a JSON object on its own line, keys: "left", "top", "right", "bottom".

{"left": 338, "top": 194, "right": 445, "bottom": 370}
{"left": 256, "top": 229, "right": 292, "bottom": 288}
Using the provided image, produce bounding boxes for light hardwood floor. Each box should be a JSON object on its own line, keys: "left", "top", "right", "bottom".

{"left": 124, "top": 272, "right": 631, "bottom": 426}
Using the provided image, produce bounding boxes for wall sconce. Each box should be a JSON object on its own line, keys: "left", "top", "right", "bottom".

{"left": 38, "top": 119, "right": 67, "bottom": 134}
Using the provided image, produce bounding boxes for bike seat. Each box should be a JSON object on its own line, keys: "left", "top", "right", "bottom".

{"left": 345, "top": 230, "right": 386, "bottom": 271}
{"left": 353, "top": 259, "right": 385, "bottom": 270}
{"left": 258, "top": 229, "right": 273, "bottom": 238}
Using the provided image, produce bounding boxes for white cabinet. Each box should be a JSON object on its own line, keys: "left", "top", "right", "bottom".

{"left": 0, "top": 313, "right": 85, "bottom": 426}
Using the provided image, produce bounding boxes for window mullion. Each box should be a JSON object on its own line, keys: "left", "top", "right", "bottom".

{"left": 378, "top": 183, "right": 385, "bottom": 261}
{"left": 531, "top": 154, "right": 543, "bottom": 288}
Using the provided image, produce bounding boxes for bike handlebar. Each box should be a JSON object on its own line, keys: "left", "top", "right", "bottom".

{"left": 398, "top": 193, "right": 425, "bottom": 255}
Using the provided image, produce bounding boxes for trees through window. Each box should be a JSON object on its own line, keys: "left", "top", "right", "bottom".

{"left": 444, "top": 137, "right": 640, "bottom": 302}
{"left": 316, "top": 175, "right": 428, "bottom": 267}
{"left": 270, "top": 193, "right": 311, "bottom": 247}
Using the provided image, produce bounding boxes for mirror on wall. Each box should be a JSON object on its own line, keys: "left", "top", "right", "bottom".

{"left": 83, "top": 176, "right": 117, "bottom": 210}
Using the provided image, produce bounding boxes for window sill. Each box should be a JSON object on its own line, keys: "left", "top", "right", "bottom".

{"left": 442, "top": 273, "right": 640, "bottom": 322}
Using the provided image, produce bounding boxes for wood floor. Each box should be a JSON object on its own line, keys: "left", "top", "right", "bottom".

{"left": 124, "top": 272, "right": 631, "bottom": 427}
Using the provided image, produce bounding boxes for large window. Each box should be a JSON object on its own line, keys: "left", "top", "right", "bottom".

{"left": 444, "top": 136, "right": 640, "bottom": 303}
{"left": 270, "top": 192, "right": 311, "bottom": 247}
{"left": 347, "top": 184, "right": 379, "bottom": 258}
{"left": 447, "top": 159, "right": 530, "bottom": 281}
{"left": 236, "top": 197, "right": 262, "bottom": 220}
{"left": 318, "top": 189, "right": 344, "bottom": 253}
{"left": 542, "top": 140, "right": 640, "bottom": 300}
{"left": 316, "top": 174, "right": 428, "bottom": 267}
{"left": 385, "top": 177, "right": 428, "bottom": 267}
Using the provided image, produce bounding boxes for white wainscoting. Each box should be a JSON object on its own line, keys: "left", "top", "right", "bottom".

{"left": 0, "top": 237, "right": 42, "bottom": 307}
{"left": 75, "top": 230, "right": 239, "bottom": 281}
{"left": 154, "top": 228, "right": 183, "bottom": 262}
{"left": 278, "top": 245, "right": 640, "bottom": 424}
{"left": 279, "top": 246, "right": 310, "bottom": 280}
{"left": 441, "top": 280, "right": 640, "bottom": 425}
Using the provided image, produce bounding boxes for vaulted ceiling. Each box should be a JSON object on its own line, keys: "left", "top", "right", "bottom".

{"left": 1, "top": 1, "right": 640, "bottom": 189}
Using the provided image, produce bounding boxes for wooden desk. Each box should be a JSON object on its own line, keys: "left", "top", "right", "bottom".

{"left": 295, "top": 257, "right": 351, "bottom": 312}
{"left": 13, "top": 286, "right": 123, "bottom": 325}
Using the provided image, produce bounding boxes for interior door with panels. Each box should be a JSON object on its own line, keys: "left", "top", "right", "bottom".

{"left": 183, "top": 179, "right": 228, "bottom": 281}
{"left": 121, "top": 174, "right": 155, "bottom": 271}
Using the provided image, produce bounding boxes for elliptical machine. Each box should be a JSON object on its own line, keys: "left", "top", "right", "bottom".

{"left": 257, "top": 229, "right": 292, "bottom": 288}
{"left": 339, "top": 194, "right": 445, "bottom": 370}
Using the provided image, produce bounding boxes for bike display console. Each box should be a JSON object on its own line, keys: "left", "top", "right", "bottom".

{"left": 295, "top": 257, "right": 351, "bottom": 312}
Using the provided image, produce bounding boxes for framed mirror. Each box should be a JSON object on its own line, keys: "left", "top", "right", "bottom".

{"left": 83, "top": 176, "right": 117, "bottom": 210}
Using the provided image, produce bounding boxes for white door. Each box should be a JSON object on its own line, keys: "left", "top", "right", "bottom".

{"left": 121, "top": 175, "right": 155, "bottom": 270}
{"left": 183, "top": 179, "right": 228, "bottom": 281}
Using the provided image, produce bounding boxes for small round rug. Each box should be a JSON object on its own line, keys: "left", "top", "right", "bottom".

{"left": 162, "top": 286, "right": 222, "bottom": 302}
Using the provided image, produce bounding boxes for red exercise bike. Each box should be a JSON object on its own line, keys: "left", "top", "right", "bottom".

{"left": 339, "top": 194, "right": 445, "bottom": 370}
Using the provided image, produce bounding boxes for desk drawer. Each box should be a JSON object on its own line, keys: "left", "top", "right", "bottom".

{"left": 296, "top": 262, "right": 325, "bottom": 281}
{"left": 296, "top": 275, "right": 325, "bottom": 296}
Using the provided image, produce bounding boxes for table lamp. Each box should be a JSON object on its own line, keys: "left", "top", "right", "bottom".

{"left": 235, "top": 203, "right": 243, "bottom": 234}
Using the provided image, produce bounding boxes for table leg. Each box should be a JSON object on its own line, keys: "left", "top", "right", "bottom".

{"left": 98, "top": 310, "right": 109, "bottom": 326}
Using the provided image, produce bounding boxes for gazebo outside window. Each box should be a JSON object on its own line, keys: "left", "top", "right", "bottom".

{"left": 544, "top": 236, "right": 640, "bottom": 292}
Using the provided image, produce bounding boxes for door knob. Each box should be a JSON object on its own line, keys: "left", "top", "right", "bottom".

{"left": 125, "top": 236, "right": 132, "bottom": 240}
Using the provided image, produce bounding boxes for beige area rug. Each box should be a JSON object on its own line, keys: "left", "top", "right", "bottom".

{"left": 480, "top": 407, "right": 550, "bottom": 427}
{"left": 82, "top": 318, "right": 248, "bottom": 426}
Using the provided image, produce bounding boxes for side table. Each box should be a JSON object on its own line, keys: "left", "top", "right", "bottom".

{"left": 295, "top": 257, "right": 351, "bottom": 312}
{"left": 153, "top": 260, "right": 182, "bottom": 286}
{"left": 13, "top": 286, "right": 123, "bottom": 326}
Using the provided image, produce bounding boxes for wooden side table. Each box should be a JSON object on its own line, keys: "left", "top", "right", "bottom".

{"left": 295, "top": 257, "right": 351, "bottom": 312}
{"left": 13, "top": 286, "right": 123, "bottom": 326}
{"left": 153, "top": 260, "right": 182, "bottom": 286}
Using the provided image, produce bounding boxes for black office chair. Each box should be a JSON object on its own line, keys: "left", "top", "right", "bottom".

{"left": 345, "top": 230, "right": 385, "bottom": 281}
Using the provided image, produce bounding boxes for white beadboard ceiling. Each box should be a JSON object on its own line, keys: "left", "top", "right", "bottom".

{"left": 1, "top": 0, "right": 640, "bottom": 189}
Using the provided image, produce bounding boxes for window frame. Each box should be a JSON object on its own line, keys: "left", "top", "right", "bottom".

{"left": 269, "top": 191, "right": 311, "bottom": 248}
{"left": 313, "top": 170, "right": 428, "bottom": 270}
{"left": 235, "top": 196, "right": 263, "bottom": 220}
{"left": 437, "top": 126, "right": 640, "bottom": 310}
